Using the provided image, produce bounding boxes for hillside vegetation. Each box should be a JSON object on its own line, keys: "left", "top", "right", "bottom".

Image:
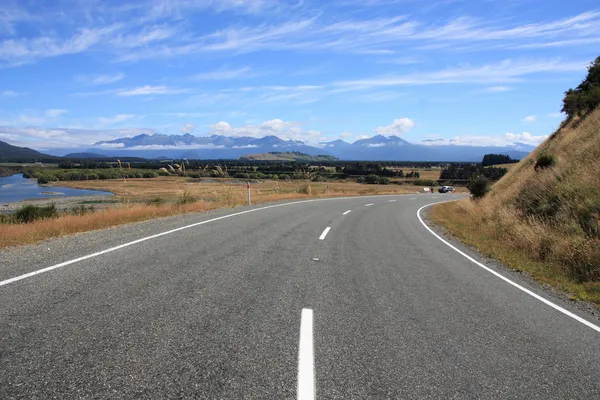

{"left": 431, "top": 57, "right": 600, "bottom": 303}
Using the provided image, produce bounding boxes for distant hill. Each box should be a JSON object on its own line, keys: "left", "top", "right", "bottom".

{"left": 0, "top": 141, "right": 59, "bottom": 163}
{"left": 65, "top": 152, "right": 107, "bottom": 158}
{"left": 239, "top": 152, "right": 338, "bottom": 162}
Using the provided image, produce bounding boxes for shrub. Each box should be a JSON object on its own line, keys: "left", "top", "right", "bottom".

{"left": 176, "top": 191, "right": 197, "bottom": 205}
{"left": 413, "top": 179, "right": 437, "bottom": 187}
{"left": 356, "top": 176, "right": 366, "bottom": 183}
{"left": 364, "top": 174, "right": 381, "bottom": 184}
{"left": 146, "top": 196, "right": 166, "bottom": 206}
{"left": 14, "top": 204, "right": 58, "bottom": 223}
{"left": 71, "top": 204, "right": 95, "bottom": 216}
{"left": 271, "top": 174, "right": 279, "bottom": 180}
{"left": 298, "top": 183, "right": 312, "bottom": 195}
{"left": 535, "top": 154, "right": 556, "bottom": 170}
{"left": 87, "top": 173, "right": 99, "bottom": 180}
{"left": 142, "top": 171, "right": 158, "bottom": 178}
{"left": 380, "top": 176, "right": 390, "bottom": 185}
{"left": 467, "top": 175, "right": 490, "bottom": 199}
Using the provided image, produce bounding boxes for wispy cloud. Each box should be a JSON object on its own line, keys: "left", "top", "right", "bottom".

{"left": 480, "top": 86, "right": 514, "bottom": 93}
{"left": 117, "top": 85, "right": 192, "bottom": 96}
{"left": 45, "top": 109, "right": 68, "bottom": 118}
{"left": 98, "top": 114, "right": 136, "bottom": 124}
{"left": 522, "top": 115, "right": 537, "bottom": 122}
{"left": 335, "top": 58, "right": 586, "bottom": 89}
{"left": 77, "top": 72, "right": 126, "bottom": 85}
{"left": 193, "top": 67, "right": 253, "bottom": 80}
{"left": 1, "top": 90, "right": 27, "bottom": 97}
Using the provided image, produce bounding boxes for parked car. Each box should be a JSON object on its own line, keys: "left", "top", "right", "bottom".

{"left": 438, "top": 186, "right": 455, "bottom": 193}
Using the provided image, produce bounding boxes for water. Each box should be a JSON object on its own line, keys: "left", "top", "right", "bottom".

{"left": 0, "top": 174, "right": 113, "bottom": 203}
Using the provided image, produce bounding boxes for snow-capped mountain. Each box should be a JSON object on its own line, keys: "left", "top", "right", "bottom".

{"left": 44, "top": 133, "right": 533, "bottom": 161}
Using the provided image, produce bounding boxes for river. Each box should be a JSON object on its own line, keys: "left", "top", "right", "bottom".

{"left": 0, "top": 174, "right": 113, "bottom": 203}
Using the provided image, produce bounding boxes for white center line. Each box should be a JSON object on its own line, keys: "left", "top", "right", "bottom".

{"left": 388, "top": 200, "right": 396, "bottom": 203}
{"left": 319, "top": 227, "right": 331, "bottom": 240}
{"left": 365, "top": 203, "right": 374, "bottom": 207}
{"left": 410, "top": 198, "right": 417, "bottom": 200}
{"left": 298, "top": 308, "right": 315, "bottom": 400}
{"left": 342, "top": 210, "right": 351, "bottom": 215}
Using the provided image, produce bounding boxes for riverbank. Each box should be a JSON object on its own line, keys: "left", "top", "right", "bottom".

{"left": 0, "top": 195, "right": 118, "bottom": 213}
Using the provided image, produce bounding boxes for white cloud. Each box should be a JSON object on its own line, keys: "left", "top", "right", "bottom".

{"left": 0, "top": 126, "right": 157, "bottom": 148}
{"left": 373, "top": 118, "right": 415, "bottom": 136}
{"left": 45, "top": 109, "right": 68, "bottom": 118}
{"left": 421, "top": 132, "right": 547, "bottom": 147}
{"left": 117, "top": 85, "right": 192, "bottom": 96}
{"left": 522, "top": 115, "right": 537, "bottom": 122}
{"left": 209, "top": 118, "right": 321, "bottom": 143}
{"left": 180, "top": 123, "right": 196, "bottom": 133}
{"left": 98, "top": 114, "right": 136, "bottom": 124}
{"left": 1, "top": 90, "right": 26, "bottom": 97}
{"left": 505, "top": 132, "right": 546, "bottom": 145}
{"left": 481, "top": 86, "right": 514, "bottom": 93}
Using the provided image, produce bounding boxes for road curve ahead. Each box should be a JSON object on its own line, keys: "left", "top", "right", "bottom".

{"left": 1, "top": 194, "right": 600, "bottom": 399}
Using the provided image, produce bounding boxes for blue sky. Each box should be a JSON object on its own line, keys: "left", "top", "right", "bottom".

{"left": 0, "top": 0, "right": 598, "bottom": 151}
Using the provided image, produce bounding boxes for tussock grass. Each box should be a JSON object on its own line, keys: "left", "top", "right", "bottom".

{"left": 431, "top": 108, "right": 600, "bottom": 304}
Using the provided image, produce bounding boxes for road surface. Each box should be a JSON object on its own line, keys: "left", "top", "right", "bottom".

{"left": 1, "top": 194, "right": 599, "bottom": 399}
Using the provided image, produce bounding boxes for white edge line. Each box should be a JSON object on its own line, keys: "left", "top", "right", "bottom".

{"left": 319, "top": 227, "right": 331, "bottom": 240}
{"left": 298, "top": 308, "right": 315, "bottom": 400}
{"left": 417, "top": 202, "right": 600, "bottom": 334}
{"left": 0, "top": 194, "right": 426, "bottom": 288}
{"left": 365, "top": 203, "right": 374, "bottom": 207}
{"left": 388, "top": 200, "right": 396, "bottom": 203}
{"left": 342, "top": 210, "right": 351, "bottom": 215}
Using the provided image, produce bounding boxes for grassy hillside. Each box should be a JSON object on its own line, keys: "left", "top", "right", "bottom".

{"left": 431, "top": 108, "right": 600, "bottom": 303}
{"left": 239, "top": 151, "right": 338, "bottom": 162}
{"left": 0, "top": 140, "right": 59, "bottom": 163}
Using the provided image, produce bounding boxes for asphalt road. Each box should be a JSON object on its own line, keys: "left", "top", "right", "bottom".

{"left": 1, "top": 194, "right": 600, "bottom": 399}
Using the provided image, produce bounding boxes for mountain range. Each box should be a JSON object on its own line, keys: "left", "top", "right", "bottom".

{"left": 42, "top": 133, "right": 534, "bottom": 161}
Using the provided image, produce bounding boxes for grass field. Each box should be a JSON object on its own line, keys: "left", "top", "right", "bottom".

{"left": 49, "top": 176, "right": 446, "bottom": 202}
{"left": 1, "top": 178, "right": 452, "bottom": 249}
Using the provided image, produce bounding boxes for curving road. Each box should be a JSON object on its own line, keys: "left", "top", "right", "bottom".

{"left": 1, "top": 194, "right": 600, "bottom": 399}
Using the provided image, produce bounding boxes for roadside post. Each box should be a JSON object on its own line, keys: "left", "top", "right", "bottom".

{"left": 247, "top": 181, "right": 251, "bottom": 205}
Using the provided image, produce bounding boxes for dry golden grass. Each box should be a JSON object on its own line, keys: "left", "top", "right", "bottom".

{"left": 431, "top": 108, "right": 600, "bottom": 305}
{"left": 51, "top": 177, "right": 426, "bottom": 202}
{"left": 0, "top": 179, "right": 429, "bottom": 249}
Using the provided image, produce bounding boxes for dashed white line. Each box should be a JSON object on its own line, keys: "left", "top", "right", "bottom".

{"left": 0, "top": 194, "right": 406, "bottom": 288}
{"left": 365, "top": 203, "right": 374, "bottom": 207}
{"left": 298, "top": 308, "right": 315, "bottom": 400}
{"left": 319, "top": 227, "right": 331, "bottom": 240}
{"left": 388, "top": 200, "right": 396, "bottom": 203}
{"left": 342, "top": 210, "right": 351, "bottom": 215}
{"left": 417, "top": 202, "right": 600, "bottom": 334}
{"left": 410, "top": 198, "right": 417, "bottom": 200}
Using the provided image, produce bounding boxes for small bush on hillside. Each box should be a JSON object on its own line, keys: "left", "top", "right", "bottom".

{"left": 467, "top": 175, "right": 490, "bottom": 199}
{"left": 535, "top": 154, "right": 556, "bottom": 170}
{"left": 14, "top": 204, "right": 58, "bottom": 223}
{"left": 356, "top": 176, "right": 366, "bottom": 183}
